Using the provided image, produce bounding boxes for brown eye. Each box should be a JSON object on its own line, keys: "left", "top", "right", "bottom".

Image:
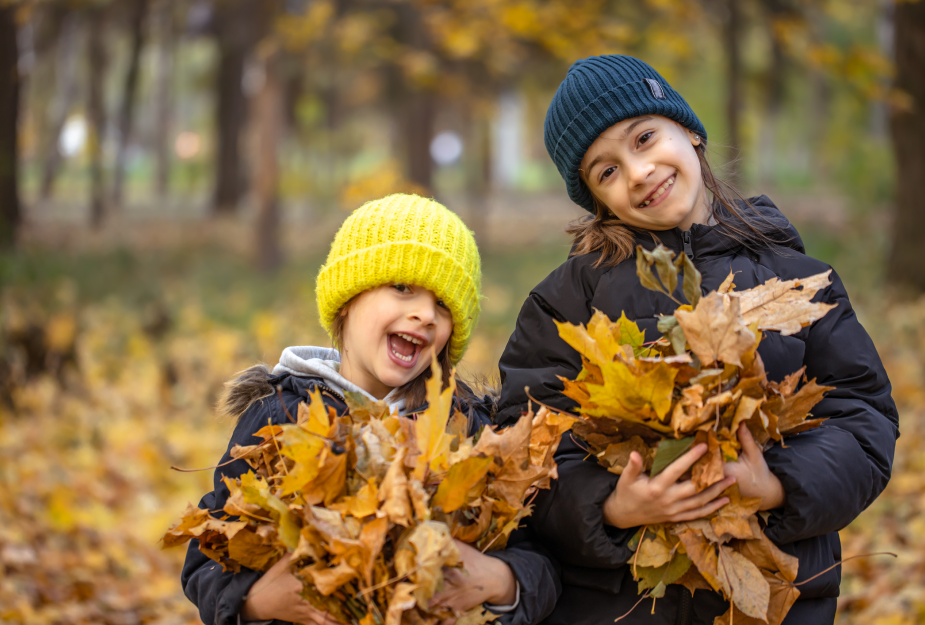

{"left": 600, "top": 166, "right": 616, "bottom": 182}
{"left": 638, "top": 131, "right": 653, "bottom": 146}
{"left": 437, "top": 299, "right": 449, "bottom": 310}
{"left": 392, "top": 284, "right": 410, "bottom": 293}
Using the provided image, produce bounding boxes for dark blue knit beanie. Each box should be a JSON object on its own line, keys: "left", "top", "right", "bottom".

{"left": 544, "top": 55, "right": 706, "bottom": 213}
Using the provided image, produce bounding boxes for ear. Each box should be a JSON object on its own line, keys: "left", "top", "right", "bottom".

{"left": 689, "top": 132, "right": 701, "bottom": 147}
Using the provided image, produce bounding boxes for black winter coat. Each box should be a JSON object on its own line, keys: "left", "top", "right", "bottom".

{"left": 495, "top": 197, "right": 898, "bottom": 625}
{"left": 181, "top": 371, "right": 562, "bottom": 625}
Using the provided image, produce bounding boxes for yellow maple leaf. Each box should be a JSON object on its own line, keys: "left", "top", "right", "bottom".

{"left": 412, "top": 358, "right": 455, "bottom": 481}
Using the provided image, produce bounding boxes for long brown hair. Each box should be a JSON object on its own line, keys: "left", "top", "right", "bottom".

{"left": 568, "top": 141, "right": 791, "bottom": 267}
{"left": 331, "top": 296, "right": 474, "bottom": 412}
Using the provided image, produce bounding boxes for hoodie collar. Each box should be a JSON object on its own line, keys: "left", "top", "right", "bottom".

{"left": 272, "top": 346, "right": 406, "bottom": 414}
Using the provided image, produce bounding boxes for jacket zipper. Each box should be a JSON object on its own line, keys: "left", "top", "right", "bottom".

{"left": 677, "top": 587, "right": 692, "bottom": 625}
{"left": 312, "top": 382, "right": 347, "bottom": 404}
{"left": 681, "top": 230, "right": 694, "bottom": 260}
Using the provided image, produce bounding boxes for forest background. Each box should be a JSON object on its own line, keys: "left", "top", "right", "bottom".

{"left": 1, "top": 0, "right": 925, "bottom": 623}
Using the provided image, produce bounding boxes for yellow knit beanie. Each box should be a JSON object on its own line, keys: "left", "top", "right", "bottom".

{"left": 316, "top": 194, "right": 481, "bottom": 364}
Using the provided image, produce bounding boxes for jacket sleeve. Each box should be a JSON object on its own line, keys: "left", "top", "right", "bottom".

{"left": 486, "top": 523, "right": 562, "bottom": 625}
{"left": 181, "top": 493, "right": 267, "bottom": 625}
{"left": 497, "top": 290, "right": 637, "bottom": 569}
{"left": 763, "top": 268, "right": 899, "bottom": 545}
{"left": 180, "top": 393, "right": 299, "bottom": 625}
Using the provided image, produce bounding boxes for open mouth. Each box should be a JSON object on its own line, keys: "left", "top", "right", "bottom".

{"left": 388, "top": 332, "right": 426, "bottom": 368}
{"left": 638, "top": 173, "right": 676, "bottom": 208}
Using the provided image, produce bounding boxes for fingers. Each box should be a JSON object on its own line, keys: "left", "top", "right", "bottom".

{"left": 654, "top": 443, "right": 706, "bottom": 486}
{"left": 668, "top": 475, "right": 735, "bottom": 515}
{"left": 671, "top": 494, "right": 731, "bottom": 522}
{"left": 621, "top": 451, "right": 645, "bottom": 483}
{"left": 738, "top": 424, "right": 761, "bottom": 459}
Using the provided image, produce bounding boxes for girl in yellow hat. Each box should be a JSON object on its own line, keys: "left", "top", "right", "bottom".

{"left": 180, "top": 194, "right": 559, "bottom": 625}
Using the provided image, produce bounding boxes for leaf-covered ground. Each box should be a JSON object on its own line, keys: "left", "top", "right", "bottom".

{"left": 0, "top": 242, "right": 922, "bottom": 624}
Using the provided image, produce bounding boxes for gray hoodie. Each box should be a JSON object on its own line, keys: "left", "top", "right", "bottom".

{"left": 272, "top": 345, "right": 407, "bottom": 414}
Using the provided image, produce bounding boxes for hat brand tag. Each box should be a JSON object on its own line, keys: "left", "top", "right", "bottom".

{"left": 645, "top": 78, "right": 666, "bottom": 100}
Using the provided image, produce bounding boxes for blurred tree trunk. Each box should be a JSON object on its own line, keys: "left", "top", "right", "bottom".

{"left": 0, "top": 4, "right": 20, "bottom": 249}
{"left": 212, "top": 0, "right": 255, "bottom": 216}
{"left": 723, "top": 0, "right": 742, "bottom": 162}
{"left": 153, "top": 0, "right": 175, "bottom": 198}
{"left": 39, "top": 13, "right": 80, "bottom": 201}
{"left": 887, "top": 0, "right": 925, "bottom": 293}
{"left": 466, "top": 107, "right": 492, "bottom": 246}
{"left": 393, "top": 3, "right": 435, "bottom": 192}
{"left": 254, "top": 45, "right": 282, "bottom": 272}
{"left": 758, "top": 0, "right": 787, "bottom": 188}
{"left": 112, "top": 0, "right": 149, "bottom": 209}
{"left": 87, "top": 10, "right": 108, "bottom": 229}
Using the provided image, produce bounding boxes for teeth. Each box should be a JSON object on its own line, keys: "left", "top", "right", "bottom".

{"left": 396, "top": 332, "right": 423, "bottom": 345}
{"left": 640, "top": 176, "right": 675, "bottom": 208}
{"left": 391, "top": 347, "right": 413, "bottom": 362}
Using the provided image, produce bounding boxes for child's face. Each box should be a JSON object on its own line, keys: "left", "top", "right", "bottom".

{"left": 579, "top": 115, "right": 711, "bottom": 231}
{"left": 338, "top": 284, "right": 453, "bottom": 400}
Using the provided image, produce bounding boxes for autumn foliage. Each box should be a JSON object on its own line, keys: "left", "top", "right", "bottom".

{"left": 162, "top": 361, "right": 574, "bottom": 625}
{"left": 555, "top": 244, "right": 837, "bottom": 625}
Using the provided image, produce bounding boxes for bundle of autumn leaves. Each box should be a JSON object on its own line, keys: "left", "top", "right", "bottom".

{"left": 554, "top": 244, "right": 838, "bottom": 625}
{"left": 162, "top": 364, "right": 575, "bottom": 625}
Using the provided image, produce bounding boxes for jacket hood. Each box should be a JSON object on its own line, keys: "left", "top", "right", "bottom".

{"left": 219, "top": 346, "right": 406, "bottom": 421}
{"left": 273, "top": 346, "right": 406, "bottom": 411}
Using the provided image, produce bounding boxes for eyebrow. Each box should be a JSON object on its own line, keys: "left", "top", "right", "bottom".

{"left": 582, "top": 116, "right": 655, "bottom": 179}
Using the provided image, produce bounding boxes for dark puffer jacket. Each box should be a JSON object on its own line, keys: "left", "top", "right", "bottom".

{"left": 181, "top": 370, "right": 561, "bottom": 625}
{"left": 495, "top": 197, "right": 899, "bottom": 625}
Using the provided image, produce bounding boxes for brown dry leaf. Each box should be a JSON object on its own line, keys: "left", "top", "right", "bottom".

{"left": 329, "top": 478, "right": 379, "bottom": 518}
{"left": 302, "top": 446, "right": 348, "bottom": 507}
{"left": 710, "top": 485, "right": 762, "bottom": 540}
{"left": 432, "top": 455, "right": 493, "bottom": 513}
{"left": 598, "top": 436, "right": 649, "bottom": 474}
{"left": 529, "top": 407, "right": 577, "bottom": 468}
{"left": 455, "top": 606, "right": 500, "bottom": 625}
{"left": 161, "top": 504, "right": 247, "bottom": 548}
{"left": 676, "top": 292, "right": 757, "bottom": 367}
{"left": 636, "top": 530, "right": 677, "bottom": 568}
{"left": 676, "top": 566, "right": 714, "bottom": 596}
{"left": 765, "top": 571, "right": 801, "bottom": 625}
{"left": 737, "top": 270, "right": 837, "bottom": 335}
{"left": 772, "top": 378, "right": 833, "bottom": 434}
{"left": 385, "top": 582, "right": 418, "bottom": 625}
{"left": 227, "top": 526, "right": 282, "bottom": 572}
{"left": 674, "top": 527, "right": 722, "bottom": 592}
{"left": 715, "top": 545, "right": 769, "bottom": 621}
{"left": 406, "top": 521, "right": 461, "bottom": 604}
{"left": 379, "top": 447, "right": 413, "bottom": 526}
{"left": 451, "top": 500, "right": 493, "bottom": 543}
{"left": 717, "top": 271, "right": 736, "bottom": 294}
{"left": 306, "top": 561, "right": 358, "bottom": 596}
{"left": 692, "top": 430, "right": 724, "bottom": 492}
{"left": 737, "top": 532, "right": 799, "bottom": 582}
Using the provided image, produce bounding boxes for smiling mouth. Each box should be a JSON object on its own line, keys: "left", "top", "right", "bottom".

{"left": 388, "top": 332, "right": 425, "bottom": 365}
{"left": 638, "top": 174, "right": 676, "bottom": 208}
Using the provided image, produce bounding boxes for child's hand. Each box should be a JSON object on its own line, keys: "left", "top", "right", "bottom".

{"left": 240, "top": 553, "right": 342, "bottom": 625}
{"left": 430, "top": 539, "right": 518, "bottom": 621}
{"left": 724, "top": 424, "right": 786, "bottom": 511}
{"left": 603, "top": 443, "right": 736, "bottom": 529}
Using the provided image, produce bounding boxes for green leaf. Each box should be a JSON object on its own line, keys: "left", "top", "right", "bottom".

{"left": 668, "top": 325, "right": 687, "bottom": 356}
{"left": 675, "top": 252, "right": 702, "bottom": 307}
{"left": 657, "top": 314, "right": 678, "bottom": 334}
{"left": 628, "top": 526, "right": 645, "bottom": 551}
{"left": 635, "top": 551, "right": 693, "bottom": 593}
{"left": 650, "top": 437, "right": 695, "bottom": 477}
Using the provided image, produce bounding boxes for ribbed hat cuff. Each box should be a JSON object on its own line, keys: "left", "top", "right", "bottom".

{"left": 316, "top": 241, "right": 479, "bottom": 364}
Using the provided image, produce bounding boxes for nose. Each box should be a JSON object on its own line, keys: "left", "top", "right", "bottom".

{"left": 626, "top": 156, "right": 655, "bottom": 189}
{"left": 408, "top": 293, "right": 438, "bottom": 327}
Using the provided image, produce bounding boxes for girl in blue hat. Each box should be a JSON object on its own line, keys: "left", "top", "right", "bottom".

{"left": 495, "top": 55, "right": 897, "bottom": 624}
